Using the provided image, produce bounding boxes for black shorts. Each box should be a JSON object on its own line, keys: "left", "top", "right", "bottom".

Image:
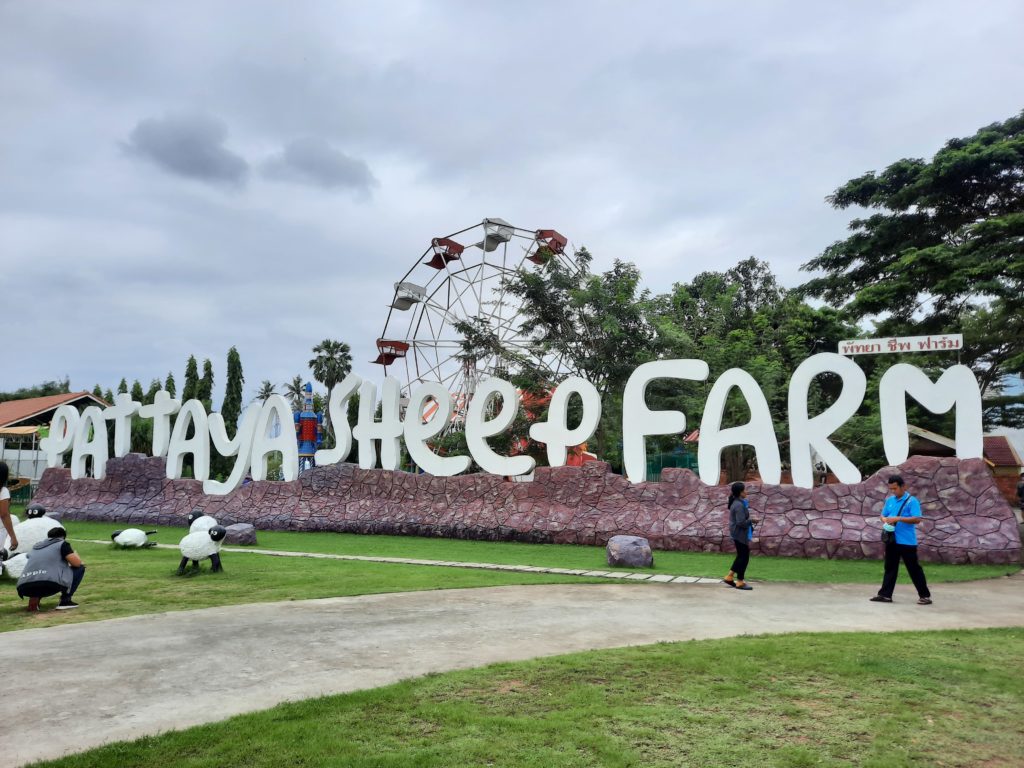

{"left": 17, "top": 581, "right": 64, "bottom": 599}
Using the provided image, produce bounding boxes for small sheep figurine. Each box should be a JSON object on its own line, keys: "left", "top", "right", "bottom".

{"left": 111, "top": 529, "right": 158, "bottom": 548}
{"left": 177, "top": 510, "right": 226, "bottom": 574}
{"left": 2, "top": 552, "right": 28, "bottom": 580}
{"left": 0, "top": 513, "right": 19, "bottom": 554}
{"left": 10, "top": 505, "right": 64, "bottom": 555}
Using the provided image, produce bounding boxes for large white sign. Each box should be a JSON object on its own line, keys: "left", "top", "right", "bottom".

{"left": 39, "top": 356, "right": 984, "bottom": 494}
{"left": 839, "top": 334, "right": 963, "bottom": 356}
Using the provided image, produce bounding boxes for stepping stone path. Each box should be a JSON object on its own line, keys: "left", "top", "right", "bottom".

{"left": 75, "top": 539, "right": 724, "bottom": 584}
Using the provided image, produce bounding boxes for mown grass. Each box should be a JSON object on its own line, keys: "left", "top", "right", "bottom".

{"left": 63, "top": 518, "right": 1020, "bottom": 583}
{"left": 0, "top": 539, "right": 602, "bottom": 633}
{"left": 27, "top": 628, "right": 1024, "bottom": 768}
{"left": 3, "top": 517, "right": 1016, "bottom": 633}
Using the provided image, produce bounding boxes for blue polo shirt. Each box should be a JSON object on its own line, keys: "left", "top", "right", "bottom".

{"left": 883, "top": 492, "right": 922, "bottom": 546}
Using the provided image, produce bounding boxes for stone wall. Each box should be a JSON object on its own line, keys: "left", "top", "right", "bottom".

{"left": 33, "top": 453, "right": 1021, "bottom": 564}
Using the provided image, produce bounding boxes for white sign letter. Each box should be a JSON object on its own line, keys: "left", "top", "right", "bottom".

{"left": 250, "top": 395, "right": 299, "bottom": 481}
{"left": 622, "top": 359, "right": 710, "bottom": 484}
{"left": 698, "top": 368, "right": 781, "bottom": 485}
{"left": 204, "top": 402, "right": 261, "bottom": 495}
{"left": 41, "top": 405, "right": 79, "bottom": 468}
{"left": 352, "top": 377, "right": 404, "bottom": 470}
{"left": 466, "top": 378, "right": 534, "bottom": 476}
{"left": 405, "top": 382, "right": 471, "bottom": 476}
{"left": 879, "top": 364, "right": 983, "bottom": 465}
{"left": 788, "top": 353, "right": 866, "bottom": 487}
{"left": 314, "top": 373, "right": 362, "bottom": 466}
{"left": 529, "top": 376, "right": 602, "bottom": 467}
{"left": 104, "top": 391, "right": 140, "bottom": 458}
{"left": 166, "top": 399, "right": 211, "bottom": 481}
{"left": 70, "top": 406, "right": 109, "bottom": 480}
{"left": 137, "top": 390, "right": 181, "bottom": 458}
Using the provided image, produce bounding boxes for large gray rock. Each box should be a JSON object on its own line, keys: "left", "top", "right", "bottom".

{"left": 606, "top": 535, "right": 653, "bottom": 568}
{"left": 224, "top": 523, "right": 257, "bottom": 546}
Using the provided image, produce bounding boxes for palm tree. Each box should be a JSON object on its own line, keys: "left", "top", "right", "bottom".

{"left": 283, "top": 375, "right": 305, "bottom": 411}
{"left": 255, "top": 380, "right": 277, "bottom": 403}
{"left": 309, "top": 339, "right": 352, "bottom": 438}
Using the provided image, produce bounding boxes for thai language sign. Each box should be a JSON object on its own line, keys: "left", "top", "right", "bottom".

{"left": 39, "top": 354, "right": 984, "bottom": 494}
{"left": 839, "top": 334, "right": 963, "bottom": 356}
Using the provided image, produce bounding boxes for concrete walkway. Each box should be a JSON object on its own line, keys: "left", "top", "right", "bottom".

{"left": 2, "top": 576, "right": 1023, "bottom": 766}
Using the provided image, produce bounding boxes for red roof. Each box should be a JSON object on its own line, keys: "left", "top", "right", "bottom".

{"left": 983, "top": 435, "right": 1023, "bottom": 468}
{"left": 0, "top": 392, "right": 106, "bottom": 429}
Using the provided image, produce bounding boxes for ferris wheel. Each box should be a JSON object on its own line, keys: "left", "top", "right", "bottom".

{"left": 373, "top": 218, "right": 580, "bottom": 425}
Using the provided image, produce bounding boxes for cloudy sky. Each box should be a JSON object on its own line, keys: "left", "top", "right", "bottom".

{"left": 2, "top": 1, "right": 1022, "bottom": 405}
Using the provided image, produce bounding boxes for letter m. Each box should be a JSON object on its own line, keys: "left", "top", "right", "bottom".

{"left": 878, "top": 364, "right": 983, "bottom": 466}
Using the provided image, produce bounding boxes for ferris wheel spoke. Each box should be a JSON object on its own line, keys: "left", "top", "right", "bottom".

{"left": 377, "top": 219, "right": 582, "bottom": 425}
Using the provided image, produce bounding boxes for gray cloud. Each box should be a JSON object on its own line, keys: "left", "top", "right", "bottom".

{"left": 263, "top": 137, "right": 377, "bottom": 194}
{"left": 123, "top": 112, "right": 248, "bottom": 187}
{"left": 3, "top": 0, "right": 1024, "bottom": 400}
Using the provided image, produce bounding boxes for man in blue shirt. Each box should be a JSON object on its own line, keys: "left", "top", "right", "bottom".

{"left": 871, "top": 474, "right": 932, "bottom": 605}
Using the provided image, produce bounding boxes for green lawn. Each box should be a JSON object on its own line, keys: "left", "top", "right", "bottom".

{"left": 0, "top": 539, "right": 602, "bottom": 633}
{"left": 2, "top": 518, "right": 1016, "bottom": 633}
{"left": 63, "top": 518, "right": 1020, "bottom": 583}
{"left": 27, "top": 628, "right": 1024, "bottom": 768}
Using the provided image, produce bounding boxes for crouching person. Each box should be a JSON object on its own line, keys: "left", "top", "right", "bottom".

{"left": 16, "top": 527, "right": 86, "bottom": 612}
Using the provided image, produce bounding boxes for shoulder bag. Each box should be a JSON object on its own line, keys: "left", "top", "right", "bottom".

{"left": 880, "top": 497, "right": 910, "bottom": 545}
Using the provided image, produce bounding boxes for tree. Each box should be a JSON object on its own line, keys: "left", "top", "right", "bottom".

{"left": 284, "top": 375, "right": 306, "bottom": 411}
{"left": 102, "top": 388, "right": 114, "bottom": 404}
{"left": 164, "top": 371, "right": 176, "bottom": 398}
{"left": 647, "top": 260, "right": 853, "bottom": 480}
{"left": 256, "top": 380, "right": 277, "bottom": 403}
{"left": 504, "top": 250, "right": 657, "bottom": 467}
{"left": 800, "top": 111, "right": 1024, "bottom": 414}
{"left": 130, "top": 380, "right": 145, "bottom": 403}
{"left": 91, "top": 384, "right": 104, "bottom": 400}
{"left": 197, "top": 359, "right": 214, "bottom": 411}
{"left": 145, "top": 378, "right": 161, "bottom": 405}
{"left": 117, "top": 378, "right": 129, "bottom": 395}
{"left": 221, "top": 347, "right": 244, "bottom": 438}
{"left": 0, "top": 378, "right": 70, "bottom": 403}
{"left": 309, "top": 339, "right": 352, "bottom": 438}
{"left": 182, "top": 356, "right": 199, "bottom": 402}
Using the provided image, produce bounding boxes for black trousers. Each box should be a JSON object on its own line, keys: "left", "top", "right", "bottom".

{"left": 879, "top": 544, "right": 930, "bottom": 599}
{"left": 17, "top": 565, "right": 86, "bottom": 600}
{"left": 730, "top": 540, "right": 750, "bottom": 580}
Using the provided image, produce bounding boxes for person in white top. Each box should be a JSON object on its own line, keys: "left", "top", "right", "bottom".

{"left": 0, "top": 461, "right": 18, "bottom": 552}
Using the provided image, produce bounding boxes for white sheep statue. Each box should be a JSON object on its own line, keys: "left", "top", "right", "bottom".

{"left": 111, "top": 528, "right": 159, "bottom": 548}
{"left": 177, "top": 525, "right": 226, "bottom": 574}
{"left": 10, "top": 505, "right": 64, "bottom": 555}
{"left": 186, "top": 509, "right": 218, "bottom": 533}
{"left": 0, "top": 513, "right": 19, "bottom": 554}
{"left": 2, "top": 553, "right": 28, "bottom": 580}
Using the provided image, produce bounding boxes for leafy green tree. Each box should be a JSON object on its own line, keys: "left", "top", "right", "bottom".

{"left": 646, "top": 259, "right": 854, "bottom": 480}
{"left": 800, "top": 111, "right": 1024, "bottom": 423}
{"left": 91, "top": 384, "right": 104, "bottom": 400}
{"left": 221, "top": 347, "right": 244, "bottom": 438}
{"left": 130, "top": 380, "right": 145, "bottom": 403}
{"left": 197, "top": 359, "right": 214, "bottom": 412}
{"left": 181, "top": 356, "right": 199, "bottom": 402}
{"left": 309, "top": 340, "right": 353, "bottom": 438}
{"left": 256, "top": 380, "right": 277, "bottom": 402}
{"left": 503, "top": 250, "right": 657, "bottom": 466}
{"left": 164, "top": 372, "right": 176, "bottom": 398}
{"left": 284, "top": 375, "right": 306, "bottom": 411}
{"left": 102, "top": 388, "right": 114, "bottom": 404}
{"left": 145, "top": 378, "right": 161, "bottom": 405}
{"left": 0, "top": 378, "right": 71, "bottom": 403}
{"left": 117, "top": 378, "right": 128, "bottom": 395}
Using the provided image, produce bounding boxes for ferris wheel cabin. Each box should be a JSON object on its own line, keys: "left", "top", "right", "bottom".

{"left": 424, "top": 237, "right": 465, "bottom": 269}
{"left": 371, "top": 338, "right": 410, "bottom": 366}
